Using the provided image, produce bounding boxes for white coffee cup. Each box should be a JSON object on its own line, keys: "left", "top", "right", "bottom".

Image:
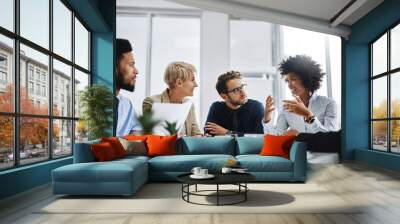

{"left": 191, "top": 167, "right": 202, "bottom": 176}
{"left": 221, "top": 167, "right": 232, "bottom": 174}
{"left": 200, "top": 169, "right": 208, "bottom": 176}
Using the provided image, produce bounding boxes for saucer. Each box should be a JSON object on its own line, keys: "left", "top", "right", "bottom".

{"left": 190, "top": 174, "right": 215, "bottom": 179}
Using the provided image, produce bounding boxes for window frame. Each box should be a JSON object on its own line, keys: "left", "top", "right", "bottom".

{"left": 370, "top": 20, "right": 400, "bottom": 154}
{"left": 0, "top": 0, "right": 92, "bottom": 171}
{"left": 116, "top": 11, "right": 201, "bottom": 118}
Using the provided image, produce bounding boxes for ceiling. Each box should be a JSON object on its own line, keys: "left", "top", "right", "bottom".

{"left": 168, "top": 0, "right": 384, "bottom": 37}
{"left": 117, "top": 0, "right": 384, "bottom": 37}
{"left": 224, "top": 0, "right": 381, "bottom": 26}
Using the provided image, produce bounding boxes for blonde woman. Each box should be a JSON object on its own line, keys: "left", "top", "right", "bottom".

{"left": 142, "top": 62, "right": 202, "bottom": 136}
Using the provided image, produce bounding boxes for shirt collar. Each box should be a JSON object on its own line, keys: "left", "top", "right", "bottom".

{"left": 309, "top": 92, "right": 319, "bottom": 103}
{"left": 161, "top": 89, "right": 171, "bottom": 103}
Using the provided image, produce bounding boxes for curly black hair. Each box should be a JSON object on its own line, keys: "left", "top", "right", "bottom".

{"left": 278, "top": 55, "right": 324, "bottom": 93}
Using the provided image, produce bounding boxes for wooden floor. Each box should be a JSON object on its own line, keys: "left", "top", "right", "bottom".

{"left": 1, "top": 162, "right": 400, "bottom": 224}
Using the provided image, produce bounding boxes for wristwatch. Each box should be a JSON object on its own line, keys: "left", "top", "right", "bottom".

{"left": 304, "top": 115, "right": 315, "bottom": 124}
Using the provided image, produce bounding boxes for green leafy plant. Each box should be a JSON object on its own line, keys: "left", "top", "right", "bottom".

{"left": 164, "top": 121, "right": 178, "bottom": 135}
{"left": 136, "top": 110, "right": 160, "bottom": 135}
{"left": 79, "top": 84, "right": 114, "bottom": 140}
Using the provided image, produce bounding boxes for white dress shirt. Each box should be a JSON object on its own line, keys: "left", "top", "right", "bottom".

{"left": 263, "top": 94, "right": 338, "bottom": 135}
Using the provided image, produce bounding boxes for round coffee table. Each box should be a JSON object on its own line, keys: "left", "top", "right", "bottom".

{"left": 177, "top": 173, "right": 255, "bottom": 206}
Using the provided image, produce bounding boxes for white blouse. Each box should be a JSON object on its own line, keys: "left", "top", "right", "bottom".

{"left": 263, "top": 94, "right": 338, "bottom": 135}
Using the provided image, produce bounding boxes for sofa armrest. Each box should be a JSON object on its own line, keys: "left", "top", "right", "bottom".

{"left": 289, "top": 141, "right": 307, "bottom": 181}
{"left": 73, "top": 140, "right": 100, "bottom": 163}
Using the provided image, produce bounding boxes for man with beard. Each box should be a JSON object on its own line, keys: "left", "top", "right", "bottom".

{"left": 204, "top": 71, "right": 264, "bottom": 136}
{"left": 115, "top": 39, "right": 141, "bottom": 136}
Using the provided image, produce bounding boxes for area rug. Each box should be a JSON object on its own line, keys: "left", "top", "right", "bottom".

{"left": 37, "top": 183, "right": 362, "bottom": 214}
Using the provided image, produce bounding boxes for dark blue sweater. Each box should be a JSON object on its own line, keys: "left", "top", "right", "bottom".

{"left": 205, "top": 99, "right": 264, "bottom": 136}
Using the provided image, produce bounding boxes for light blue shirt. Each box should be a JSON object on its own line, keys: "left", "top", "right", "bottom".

{"left": 263, "top": 94, "right": 338, "bottom": 135}
{"left": 116, "top": 94, "right": 141, "bottom": 137}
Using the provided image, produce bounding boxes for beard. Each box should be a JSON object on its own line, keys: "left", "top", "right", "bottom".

{"left": 116, "top": 74, "right": 135, "bottom": 92}
{"left": 228, "top": 97, "right": 247, "bottom": 106}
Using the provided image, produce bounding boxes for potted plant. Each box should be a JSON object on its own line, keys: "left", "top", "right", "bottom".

{"left": 164, "top": 121, "right": 179, "bottom": 135}
{"left": 136, "top": 110, "right": 160, "bottom": 135}
{"left": 79, "top": 84, "right": 114, "bottom": 140}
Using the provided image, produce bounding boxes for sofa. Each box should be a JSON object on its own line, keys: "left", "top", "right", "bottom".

{"left": 52, "top": 136, "right": 307, "bottom": 196}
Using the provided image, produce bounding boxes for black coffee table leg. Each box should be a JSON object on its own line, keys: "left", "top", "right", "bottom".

{"left": 216, "top": 184, "right": 219, "bottom": 206}
{"left": 245, "top": 183, "right": 247, "bottom": 201}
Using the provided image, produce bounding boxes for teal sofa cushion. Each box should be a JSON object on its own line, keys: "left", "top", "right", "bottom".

{"left": 73, "top": 140, "right": 100, "bottom": 163}
{"left": 177, "top": 136, "right": 236, "bottom": 155}
{"left": 53, "top": 159, "right": 147, "bottom": 183}
{"left": 236, "top": 137, "right": 264, "bottom": 155}
{"left": 148, "top": 154, "right": 235, "bottom": 172}
{"left": 52, "top": 157, "right": 148, "bottom": 195}
{"left": 236, "top": 155, "right": 293, "bottom": 172}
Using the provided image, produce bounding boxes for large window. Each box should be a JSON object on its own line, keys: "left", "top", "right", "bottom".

{"left": 230, "top": 20, "right": 275, "bottom": 107}
{"left": 370, "top": 23, "right": 400, "bottom": 153}
{"left": 117, "top": 14, "right": 200, "bottom": 117}
{"left": 0, "top": 0, "right": 91, "bottom": 170}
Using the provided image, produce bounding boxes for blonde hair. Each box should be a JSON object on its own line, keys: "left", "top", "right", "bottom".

{"left": 164, "top": 61, "right": 196, "bottom": 88}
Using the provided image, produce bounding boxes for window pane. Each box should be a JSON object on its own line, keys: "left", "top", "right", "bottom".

{"left": 372, "top": 33, "right": 387, "bottom": 76}
{"left": 151, "top": 17, "right": 200, "bottom": 95}
{"left": 0, "top": 34, "right": 14, "bottom": 112}
{"left": 53, "top": 119, "right": 72, "bottom": 158}
{"left": 372, "top": 121, "right": 388, "bottom": 151}
{"left": 0, "top": 116, "right": 13, "bottom": 170}
{"left": 53, "top": 59, "right": 72, "bottom": 117}
{"left": 116, "top": 15, "right": 147, "bottom": 114}
{"left": 391, "top": 72, "right": 400, "bottom": 118}
{"left": 0, "top": 0, "right": 14, "bottom": 31}
{"left": 243, "top": 77, "right": 274, "bottom": 106}
{"left": 75, "top": 18, "right": 89, "bottom": 70}
{"left": 282, "top": 26, "right": 337, "bottom": 98}
{"left": 151, "top": 17, "right": 200, "bottom": 117}
{"left": 230, "top": 20, "right": 272, "bottom": 72}
{"left": 392, "top": 120, "right": 400, "bottom": 153}
{"left": 20, "top": 117, "right": 49, "bottom": 165}
{"left": 74, "top": 69, "right": 89, "bottom": 118}
{"left": 75, "top": 120, "right": 88, "bottom": 143}
{"left": 20, "top": 44, "right": 49, "bottom": 115}
{"left": 372, "top": 77, "right": 387, "bottom": 119}
{"left": 391, "top": 24, "right": 400, "bottom": 70}
{"left": 20, "top": 0, "right": 49, "bottom": 49}
{"left": 53, "top": 0, "right": 72, "bottom": 60}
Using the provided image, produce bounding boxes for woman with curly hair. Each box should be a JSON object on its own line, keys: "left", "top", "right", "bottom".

{"left": 263, "top": 55, "right": 338, "bottom": 135}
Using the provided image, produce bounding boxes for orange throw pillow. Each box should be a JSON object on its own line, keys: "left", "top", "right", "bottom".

{"left": 91, "top": 142, "right": 117, "bottom": 161}
{"left": 146, "top": 135, "right": 177, "bottom": 157}
{"left": 124, "top": 135, "right": 148, "bottom": 142}
{"left": 101, "top": 137, "right": 126, "bottom": 158}
{"left": 259, "top": 134, "right": 296, "bottom": 159}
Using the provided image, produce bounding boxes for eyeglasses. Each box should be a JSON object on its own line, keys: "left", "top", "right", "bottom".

{"left": 226, "top": 84, "right": 247, "bottom": 94}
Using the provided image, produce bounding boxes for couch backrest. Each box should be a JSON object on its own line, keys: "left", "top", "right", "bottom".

{"left": 177, "top": 136, "right": 236, "bottom": 155}
{"left": 236, "top": 136, "right": 264, "bottom": 155}
{"left": 75, "top": 136, "right": 255, "bottom": 161}
{"left": 73, "top": 139, "right": 100, "bottom": 163}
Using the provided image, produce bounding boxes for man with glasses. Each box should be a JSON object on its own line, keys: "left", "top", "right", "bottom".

{"left": 205, "top": 71, "right": 264, "bottom": 136}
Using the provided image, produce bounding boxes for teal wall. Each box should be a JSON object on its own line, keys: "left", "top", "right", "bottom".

{"left": 0, "top": 0, "right": 116, "bottom": 200}
{"left": 0, "top": 158, "right": 72, "bottom": 199}
{"left": 343, "top": 0, "right": 400, "bottom": 171}
{"left": 91, "top": 0, "right": 116, "bottom": 136}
